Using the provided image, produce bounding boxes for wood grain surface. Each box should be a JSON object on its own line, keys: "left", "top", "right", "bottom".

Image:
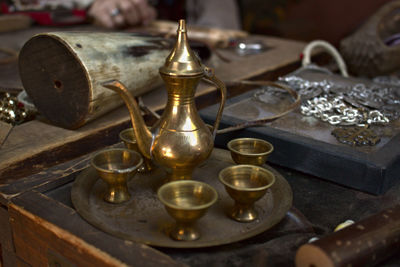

{"left": 19, "top": 32, "right": 171, "bottom": 129}
{"left": 9, "top": 192, "right": 186, "bottom": 267}
{"left": 295, "top": 205, "right": 400, "bottom": 267}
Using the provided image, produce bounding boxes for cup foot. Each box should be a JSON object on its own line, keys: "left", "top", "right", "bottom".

{"left": 170, "top": 226, "right": 200, "bottom": 241}
{"left": 104, "top": 189, "right": 131, "bottom": 204}
{"left": 230, "top": 206, "right": 258, "bottom": 223}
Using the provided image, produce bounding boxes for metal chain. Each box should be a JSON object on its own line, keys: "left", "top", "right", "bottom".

{"left": 300, "top": 95, "right": 389, "bottom": 126}
{"left": 279, "top": 75, "right": 332, "bottom": 99}
{"left": 279, "top": 69, "right": 400, "bottom": 125}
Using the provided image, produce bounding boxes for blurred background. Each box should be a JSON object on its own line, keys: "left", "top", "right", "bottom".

{"left": 239, "top": 0, "right": 391, "bottom": 46}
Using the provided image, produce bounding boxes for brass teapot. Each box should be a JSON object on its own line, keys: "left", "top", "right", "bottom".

{"left": 103, "top": 20, "right": 226, "bottom": 182}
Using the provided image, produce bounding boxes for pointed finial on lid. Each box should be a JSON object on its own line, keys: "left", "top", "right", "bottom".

{"left": 178, "top": 19, "right": 186, "bottom": 32}
{"left": 159, "top": 19, "right": 203, "bottom": 76}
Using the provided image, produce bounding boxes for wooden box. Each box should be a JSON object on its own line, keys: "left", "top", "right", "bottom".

{"left": 3, "top": 145, "right": 400, "bottom": 266}
{"left": 2, "top": 147, "right": 302, "bottom": 267}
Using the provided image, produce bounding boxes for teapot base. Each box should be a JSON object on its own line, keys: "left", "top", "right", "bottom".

{"left": 164, "top": 168, "right": 195, "bottom": 183}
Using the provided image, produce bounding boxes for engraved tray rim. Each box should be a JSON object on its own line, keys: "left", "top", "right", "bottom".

{"left": 71, "top": 148, "right": 293, "bottom": 248}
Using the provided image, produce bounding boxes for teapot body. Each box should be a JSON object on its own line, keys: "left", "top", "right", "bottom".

{"left": 151, "top": 74, "right": 213, "bottom": 181}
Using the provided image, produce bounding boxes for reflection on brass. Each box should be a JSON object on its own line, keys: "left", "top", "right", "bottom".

{"left": 119, "top": 128, "right": 154, "bottom": 172}
{"left": 157, "top": 180, "right": 218, "bottom": 241}
{"left": 228, "top": 138, "right": 274, "bottom": 166}
{"left": 102, "top": 19, "right": 226, "bottom": 182}
{"left": 331, "top": 126, "right": 381, "bottom": 146}
{"left": 71, "top": 148, "right": 293, "bottom": 248}
{"left": 91, "top": 148, "right": 143, "bottom": 203}
{"left": 219, "top": 165, "right": 275, "bottom": 222}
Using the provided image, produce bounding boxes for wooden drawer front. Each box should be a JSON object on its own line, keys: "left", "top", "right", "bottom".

{"left": 0, "top": 205, "right": 16, "bottom": 267}
{"left": 9, "top": 204, "right": 127, "bottom": 267}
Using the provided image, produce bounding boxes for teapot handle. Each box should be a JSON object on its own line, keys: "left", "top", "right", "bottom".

{"left": 202, "top": 67, "right": 227, "bottom": 138}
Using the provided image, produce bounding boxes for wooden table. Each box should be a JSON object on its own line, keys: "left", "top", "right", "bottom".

{"left": 0, "top": 25, "right": 305, "bottom": 184}
{"left": 0, "top": 25, "right": 308, "bottom": 266}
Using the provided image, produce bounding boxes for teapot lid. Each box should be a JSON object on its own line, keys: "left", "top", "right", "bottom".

{"left": 159, "top": 20, "right": 203, "bottom": 77}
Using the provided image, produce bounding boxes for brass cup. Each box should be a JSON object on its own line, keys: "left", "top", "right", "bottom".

{"left": 119, "top": 128, "right": 153, "bottom": 172}
{"left": 157, "top": 180, "right": 218, "bottom": 241}
{"left": 227, "top": 138, "right": 274, "bottom": 166}
{"left": 219, "top": 165, "right": 275, "bottom": 222}
{"left": 91, "top": 148, "right": 143, "bottom": 204}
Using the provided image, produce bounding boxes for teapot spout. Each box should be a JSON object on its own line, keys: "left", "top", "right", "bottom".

{"left": 102, "top": 80, "right": 152, "bottom": 159}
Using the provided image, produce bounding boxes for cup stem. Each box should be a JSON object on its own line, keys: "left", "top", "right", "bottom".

{"left": 142, "top": 158, "right": 154, "bottom": 172}
{"left": 104, "top": 184, "right": 131, "bottom": 204}
{"left": 231, "top": 202, "right": 258, "bottom": 222}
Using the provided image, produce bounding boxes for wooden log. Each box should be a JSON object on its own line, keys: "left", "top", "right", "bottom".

{"left": 295, "top": 205, "right": 400, "bottom": 267}
{"left": 19, "top": 32, "right": 171, "bottom": 129}
{"left": 0, "top": 15, "right": 31, "bottom": 33}
{"left": 145, "top": 20, "right": 248, "bottom": 47}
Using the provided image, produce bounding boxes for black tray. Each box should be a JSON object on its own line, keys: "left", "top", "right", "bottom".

{"left": 200, "top": 89, "right": 400, "bottom": 195}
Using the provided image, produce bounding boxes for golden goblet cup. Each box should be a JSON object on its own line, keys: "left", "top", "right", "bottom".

{"left": 219, "top": 165, "right": 275, "bottom": 222}
{"left": 157, "top": 180, "right": 218, "bottom": 241}
{"left": 119, "top": 128, "right": 154, "bottom": 172}
{"left": 227, "top": 138, "right": 274, "bottom": 166}
{"left": 91, "top": 148, "right": 143, "bottom": 204}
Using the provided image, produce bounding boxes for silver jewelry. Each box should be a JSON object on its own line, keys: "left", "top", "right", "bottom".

{"left": 279, "top": 70, "right": 400, "bottom": 125}
{"left": 300, "top": 95, "right": 389, "bottom": 126}
{"left": 332, "top": 126, "right": 381, "bottom": 146}
{"left": 373, "top": 75, "right": 400, "bottom": 87}
{"left": 110, "top": 8, "right": 121, "bottom": 17}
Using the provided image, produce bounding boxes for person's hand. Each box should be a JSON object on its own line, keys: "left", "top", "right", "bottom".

{"left": 88, "top": 0, "right": 156, "bottom": 29}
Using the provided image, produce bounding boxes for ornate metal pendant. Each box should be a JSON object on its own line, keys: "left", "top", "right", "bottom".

{"left": 331, "top": 126, "right": 381, "bottom": 146}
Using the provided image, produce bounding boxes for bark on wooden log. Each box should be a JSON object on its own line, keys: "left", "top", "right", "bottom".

{"left": 295, "top": 205, "right": 400, "bottom": 267}
{"left": 19, "top": 32, "right": 171, "bottom": 129}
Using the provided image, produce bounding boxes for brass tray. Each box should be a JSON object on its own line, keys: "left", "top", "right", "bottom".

{"left": 71, "top": 148, "right": 292, "bottom": 248}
